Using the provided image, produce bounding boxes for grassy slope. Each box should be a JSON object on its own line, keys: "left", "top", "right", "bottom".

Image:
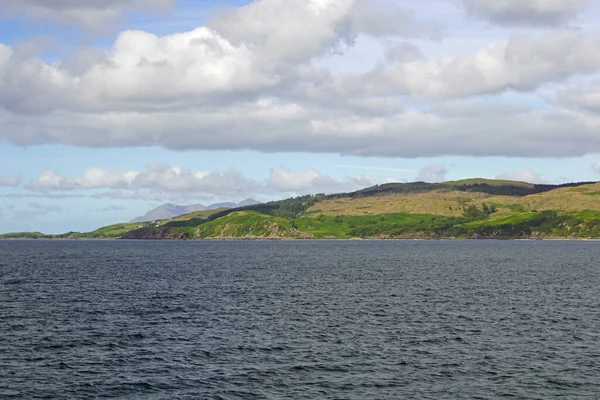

{"left": 308, "top": 182, "right": 600, "bottom": 217}
{"left": 192, "top": 211, "right": 306, "bottom": 239}
{"left": 292, "top": 213, "right": 454, "bottom": 239}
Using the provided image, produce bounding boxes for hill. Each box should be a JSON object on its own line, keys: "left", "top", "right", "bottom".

{"left": 4, "top": 179, "right": 600, "bottom": 240}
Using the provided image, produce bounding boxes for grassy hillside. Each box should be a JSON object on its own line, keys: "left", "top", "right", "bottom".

{"left": 191, "top": 211, "right": 308, "bottom": 239}
{"left": 4, "top": 179, "right": 600, "bottom": 240}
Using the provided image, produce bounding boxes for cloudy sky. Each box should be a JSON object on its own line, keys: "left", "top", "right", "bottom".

{"left": 1, "top": 0, "right": 600, "bottom": 233}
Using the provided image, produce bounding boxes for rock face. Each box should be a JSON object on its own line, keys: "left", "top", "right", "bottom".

{"left": 192, "top": 220, "right": 312, "bottom": 239}
{"left": 122, "top": 227, "right": 189, "bottom": 240}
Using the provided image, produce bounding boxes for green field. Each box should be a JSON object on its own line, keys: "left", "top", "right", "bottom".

{"left": 192, "top": 211, "right": 303, "bottom": 239}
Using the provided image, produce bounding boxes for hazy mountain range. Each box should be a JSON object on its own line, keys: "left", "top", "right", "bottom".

{"left": 130, "top": 199, "right": 259, "bottom": 223}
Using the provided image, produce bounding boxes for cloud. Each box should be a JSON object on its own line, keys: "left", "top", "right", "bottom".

{"left": 27, "top": 168, "right": 139, "bottom": 191}
{"left": 0, "top": 176, "right": 21, "bottom": 187}
{"left": 0, "top": 1, "right": 599, "bottom": 159}
{"left": 384, "top": 41, "right": 425, "bottom": 63}
{"left": 4, "top": 97, "right": 600, "bottom": 158}
{"left": 556, "top": 80, "right": 600, "bottom": 112}
{"left": 207, "top": 0, "right": 437, "bottom": 64}
{"left": 27, "top": 165, "right": 259, "bottom": 198}
{"left": 0, "top": 0, "right": 435, "bottom": 113}
{"left": 496, "top": 168, "right": 545, "bottom": 183}
{"left": 462, "top": 0, "right": 585, "bottom": 27}
{"left": 591, "top": 163, "right": 600, "bottom": 175}
{"left": 26, "top": 165, "right": 382, "bottom": 200}
{"left": 0, "top": 0, "right": 175, "bottom": 33}
{"left": 268, "top": 166, "right": 377, "bottom": 193}
{"left": 334, "top": 164, "right": 416, "bottom": 173}
{"left": 357, "top": 30, "right": 600, "bottom": 100}
{"left": 416, "top": 163, "right": 448, "bottom": 183}
{"left": 90, "top": 205, "right": 129, "bottom": 212}
{"left": 2, "top": 193, "right": 86, "bottom": 199}
{"left": 345, "top": 0, "right": 440, "bottom": 39}
{"left": 8, "top": 27, "right": 597, "bottom": 113}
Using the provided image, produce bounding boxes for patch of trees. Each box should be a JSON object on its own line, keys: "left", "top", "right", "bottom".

{"left": 462, "top": 203, "right": 497, "bottom": 219}
{"left": 456, "top": 182, "right": 595, "bottom": 197}
{"left": 333, "top": 181, "right": 597, "bottom": 200}
{"left": 163, "top": 218, "right": 208, "bottom": 228}
{"left": 345, "top": 182, "right": 444, "bottom": 198}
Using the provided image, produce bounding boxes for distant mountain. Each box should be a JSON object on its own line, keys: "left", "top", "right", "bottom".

{"left": 238, "top": 198, "right": 261, "bottom": 207}
{"left": 130, "top": 203, "right": 206, "bottom": 223}
{"left": 206, "top": 202, "right": 236, "bottom": 209}
{"left": 130, "top": 198, "right": 260, "bottom": 223}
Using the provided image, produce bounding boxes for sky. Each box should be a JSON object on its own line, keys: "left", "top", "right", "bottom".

{"left": 2, "top": 0, "right": 600, "bottom": 233}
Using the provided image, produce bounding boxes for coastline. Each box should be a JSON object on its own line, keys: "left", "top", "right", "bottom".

{"left": 3, "top": 236, "right": 600, "bottom": 241}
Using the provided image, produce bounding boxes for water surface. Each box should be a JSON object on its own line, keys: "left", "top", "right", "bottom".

{"left": 1, "top": 240, "right": 599, "bottom": 399}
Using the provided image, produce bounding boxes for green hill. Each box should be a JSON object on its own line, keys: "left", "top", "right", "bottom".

{"left": 3, "top": 179, "right": 600, "bottom": 240}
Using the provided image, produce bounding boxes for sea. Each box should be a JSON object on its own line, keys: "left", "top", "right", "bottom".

{"left": 1, "top": 240, "right": 599, "bottom": 399}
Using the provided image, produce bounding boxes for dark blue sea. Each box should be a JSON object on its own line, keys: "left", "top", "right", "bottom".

{"left": 1, "top": 240, "right": 600, "bottom": 399}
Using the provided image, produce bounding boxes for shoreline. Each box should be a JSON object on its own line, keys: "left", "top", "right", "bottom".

{"left": 3, "top": 237, "right": 600, "bottom": 242}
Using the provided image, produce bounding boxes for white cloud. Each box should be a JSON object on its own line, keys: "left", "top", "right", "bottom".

{"left": 268, "top": 167, "right": 323, "bottom": 192}
{"left": 334, "top": 164, "right": 416, "bottom": 173}
{"left": 207, "top": 0, "right": 437, "bottom": 65}
{"left": 268, "top": 166, "right": 376, "bottom": 193}
{"left": 497, "top": 168, "right": 545, "bottom": 183}
{"left": 462, "top": 0, "right": 585, "bottom": 26}
{"left": 2, "top": 193, "right": 84, "bottom": 199}
{"left": 27, "top": 165, "right": 259, "bottom": 197}
{"left": 27, "top": 168, "right": 139, "bottom": 190}
{"left": 0, "top": 1, "right": 598, "bottom": 159}
{"left": 3, "top": 98, "right": 600, "bottom": 158}
{"left": 556, "top": 80, "right": 600, "bottom": 112}
{"left": 345, "top": 0, "right": 440, "bottom": 39}
{"left": 0, "top": 0, "right": 175, "bottom": 32}
{"left": 0, "top": 175, "right": 21, "bottom": 187}
{"left": 0, "top": 0, "right": 439, "bottom": 115}
{"left": 26, "top": 165, "right": 381, "bottom": 200}
{"left": 357, "top": 30, "right": 600, "bottom": 100}
{"left": 416, "top": 163, "right": 448, "bottom": 182}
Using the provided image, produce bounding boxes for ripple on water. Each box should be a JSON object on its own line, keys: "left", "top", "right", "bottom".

{"left": 1, "top": 240, "right": 600, "bottom": 399}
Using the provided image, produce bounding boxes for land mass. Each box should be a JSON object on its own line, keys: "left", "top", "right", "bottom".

{"left": 4, "top": 178, "right": 600, "bottom": 240}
